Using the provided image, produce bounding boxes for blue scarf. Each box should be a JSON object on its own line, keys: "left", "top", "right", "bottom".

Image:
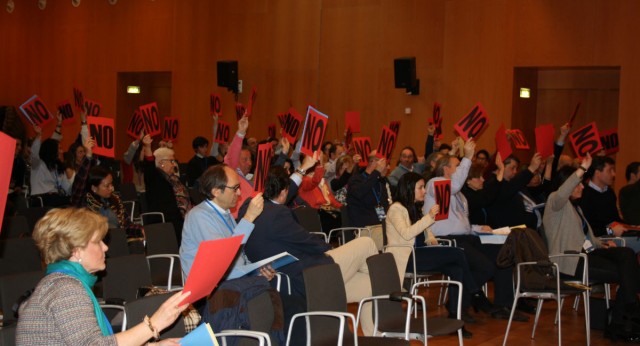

{"left": 46, "top": 260, "right": 113, "bottom": 336}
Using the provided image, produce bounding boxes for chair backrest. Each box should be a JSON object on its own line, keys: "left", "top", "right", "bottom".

{"left": 118, "top": 182, "right": 138, "bottom": 202}
{"left": 145, "top": 223, "right": 179, "bottom": 254}
{"left": 0, "top": 238, "right": 42, "bottom": 276}
{"left": 366, "top": 253, "right": 406, "bottom": 328}
{"left": 293, "top": 206, "right": 322, "bottom": 233}
{"left": 302, "top": 263, "right": 351, "bottom": 344}
{"left": 121, "top": 201, "right": 136, "bottom": 223}
{"left": 0, "top": 270, "right": 44, "bottom": 322}
{"left": 0, "top": 323, "right": 16, "bottom": 346}
{"left": 19, "top": 207, "right": 51, "bottom": 233}
{"left": 101, "top": 254, "right": 152, "bottom": 302}
{"left": 0, "top": 215, "right": 30, "bottom": 239}
{"left": 140, "top": 212, "right": 165, "bottom": 226}
{"left": 125, "top": 292, "right": 186, "bottom": 338}
{"left": 105, "top": 228, "right": 130, "bottom": 258}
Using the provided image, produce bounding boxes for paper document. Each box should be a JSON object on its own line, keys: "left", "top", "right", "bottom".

{"left": 227, "top": 252, "right": 298, "bottom": 280}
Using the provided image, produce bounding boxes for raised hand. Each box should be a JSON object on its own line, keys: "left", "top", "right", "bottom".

{"left": 238, "top": 116, "right": 249, "bottom": 135}
{"left": 528, "top": 152, "right": 542, "bottom": 173}
{"left": 244, "top": 192, "right": 264, "bottom": 222}
{"left": 463, "top": 138, "right": 476, "bottom": 159}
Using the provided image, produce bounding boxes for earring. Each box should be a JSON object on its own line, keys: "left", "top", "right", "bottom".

{"left": 77, "top": 257, "right": 82, "bottom": 263}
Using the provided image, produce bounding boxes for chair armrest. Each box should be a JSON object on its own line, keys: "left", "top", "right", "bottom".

{"left": 600, "top": 236, "right": 626, "bottom": 247}
{"left": 549, "top": 252, "right": 588, "bottom": 284}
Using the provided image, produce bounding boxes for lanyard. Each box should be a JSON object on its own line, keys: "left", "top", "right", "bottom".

{"left": 206, "top": 200, "right": 235, "bottom": 235}
{"left": 363, "top": 172, "right": 382, "bottom": 205}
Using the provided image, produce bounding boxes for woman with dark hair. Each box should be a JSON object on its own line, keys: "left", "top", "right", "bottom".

{"left": 544, "top": 153, "right": 640, "bottom": 340}
{"left": 30, "top": 118, "right": 74, "bottom": 207}
{"left": 386, "top": 172, "right": 492, "bottom": 332}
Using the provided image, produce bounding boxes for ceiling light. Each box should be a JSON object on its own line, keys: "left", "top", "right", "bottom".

{"left": 519, "top": 88, "right": 531, "bottom": 99}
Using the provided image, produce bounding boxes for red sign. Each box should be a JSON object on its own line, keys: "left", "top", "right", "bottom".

{"left": 235, "top": 103, "right": 246, "bottom": 120}
{"left": 433, "top": 179, "right": 451, "bottom": 221}
{"left": 0, "top": 132, "right": 16, "bottom": 232}
{"left": 19, "top": 95, "right": 54, "bottom": 128}
{"left": 300, "top": 106, "right": 329, "bottom": 157}
{"left": 352, "top": 137, "right": 372, "bottom": 167}
{"left": 507, "top": 129, "right": 530, "bottom": 150}
{"left": 73, "top": 87, "right": 84, "bottom": 111}
{"left": 280, "top": 108, "right": 303, "bottom": 143}
{"left": 253, "top": 143, "right": 273, "bottom": 193}
{"left": 389, "top": 121, "right": 401, "bottom": 136}
{"left": 214, "top": 120, "right": 230, "bottom": 144}
{"left": 534, "top": 124, "right": 555, "bottom": 159}
{"left": 126, "top": 110, "right": 144, "bottom": 139}
{"left": 569, "top": 122, "right": 603, "bottom": 159}
{"left": 495, "top": 124, "right": 513, "bottom": 161}
{"left": 345, "top": 111, "right": 361, "bottom": 133}
{"left": 277, "top": 112, "right": 286, "bottom": 128}
{"left": 454, "top": 103, "right": 489, "bottom": 141}
{"left": 210, "top": 93, "right": 222, "bottom": 116}
{"left": 139, "top": 102, "right": 161, "bottom": 137}
{"left": 84, "top": 99, "right": 102, "bottom": 117}
{"left": 56, "top": 100, "right": 75, "bottom": 125}
{"left": 432, "top": 102, "right": 443, "bottom": 140}
{"left": 599, "top": 128, "right": 619, "bottom": 155}
{"left": 163, "top": 117, "right": 179, "bottom": 142}
{"left": 88, "top": 116, "right": 116, "bottom": 158}
{"left": 246, "top": 87, "right": 257, "bottom": 117}
{"left": 376, "top": 126, "right": 397, "bottom": 160}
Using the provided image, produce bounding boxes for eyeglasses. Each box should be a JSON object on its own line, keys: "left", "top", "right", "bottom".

{"left": 224, "top": 184, "right": 241, "bottom": 192}
{"left": 161, "top": 159, "right": 178, "bottom": 165}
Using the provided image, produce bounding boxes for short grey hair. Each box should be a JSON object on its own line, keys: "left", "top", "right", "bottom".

{"left": 154, "top": 147, "right": 174, "bottom": 167}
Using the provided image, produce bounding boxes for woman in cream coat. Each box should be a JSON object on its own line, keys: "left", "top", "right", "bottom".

{"left": 386, "top": 172, "right": 493, "bottom": 327}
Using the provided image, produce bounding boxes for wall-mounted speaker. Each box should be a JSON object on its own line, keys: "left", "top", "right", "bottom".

{"left": 394, "top": 57, "right": 419, "bottom": 95}
{"left": 217, "top": 61, "right": 238, "bottom": 94}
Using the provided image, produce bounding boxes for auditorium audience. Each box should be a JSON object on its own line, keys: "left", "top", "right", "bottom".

{"left": 30, "top": 116, "right": 74, "bottom": 207}
{"left": 17, "top": 208, "right": 190, "bottom": 346}
{"left": 423, "top": 139, "right": 529, "bottom": 322}
{"left": 142, "top": 134, "right": 191, "bottom": 243}
{"left": 386, "top": 172, "right": 493, "bottom": 335}
{"left": 544, "top": 153, "right": 640, "bottom": 340}
{"left": 240, "top": 165, "right": 379, "bottom": 335}
{"left": 580, "top": 155, "right": 627, "bottom": 237}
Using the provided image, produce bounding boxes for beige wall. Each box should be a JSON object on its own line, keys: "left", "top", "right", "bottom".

{"left": 1, "top": 0, "right": 639, "bottom": 191}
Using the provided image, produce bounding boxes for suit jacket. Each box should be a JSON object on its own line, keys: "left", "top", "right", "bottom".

{"left": 143, "top": 158, "right": 184, "bottom": 241}
{"left": 239, "top": 199, "right": 332, "bottom": 298}
{"left": 543, "top": 172, "right": 601, "bottom": 275}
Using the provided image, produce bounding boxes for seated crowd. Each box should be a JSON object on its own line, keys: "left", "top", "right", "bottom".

{"left": 5, "top": 109, "right": 640, "bottom": 345}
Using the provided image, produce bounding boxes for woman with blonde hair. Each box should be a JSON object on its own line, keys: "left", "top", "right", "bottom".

{"left": 17, "top": 208, "right": 190, "bottom": 345}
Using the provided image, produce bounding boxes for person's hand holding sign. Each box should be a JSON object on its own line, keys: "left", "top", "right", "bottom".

{"left": 463, "top": 138, "right": 476, "bottom": 160}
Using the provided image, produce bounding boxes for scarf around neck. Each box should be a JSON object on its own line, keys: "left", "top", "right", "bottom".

{"left": 46, "top": 260, "right": 113, "bottom": 336}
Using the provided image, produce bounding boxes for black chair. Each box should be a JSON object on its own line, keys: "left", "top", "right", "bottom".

{"left": 101, "top": 254, "right": 153, "bottom": 303}
{"left": 0, "top": 238, "right": 42, "bottom": 276}
{"left": 19, "top": 206, "right": 51, "bottom": 233}
{"left": 292, "top": 206, "right": 322, "bottom": 233}
{"left": 140, "top": 212, "right": 165, "bottom": 226}
{"left": 144, "top": 223, "right": 182, "bottom": 290}
{"left": 0, "top": 270, "right": 44, "bottom": 323}
{"left": 118, "top": 182, "right": 138, "bottom": 202}
{"left": 0, "top": 215, "right": 29, "bottom": 239}
{"left": 289, "top": 262, "right": 410, "bottom": 345}
{"left": 367, "top": 253, "right": 464, "bottom": 345}
{"left": 105, "top": 228, "right": 130, "bottom": 258}
{"left": 125, "top": 292, "right": 186, "bottom": 338}
{"left": 0, "top": 323, "right": 16, "bottom": 346}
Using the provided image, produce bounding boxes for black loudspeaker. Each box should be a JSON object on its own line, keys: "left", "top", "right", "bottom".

{"left": 394, "top": 57, "right": 419, "bottom": 95}
{"left": 217, "top": 61, "right": 238, "bottom": 93}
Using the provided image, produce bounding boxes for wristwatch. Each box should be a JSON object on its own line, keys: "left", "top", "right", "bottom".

{"left": 295, "top": 168, "right": 306, "bottom": 175}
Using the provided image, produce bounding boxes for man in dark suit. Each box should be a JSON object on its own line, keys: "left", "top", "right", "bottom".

{"left": 239, "top": 165, "right": 379, "bottom": 336}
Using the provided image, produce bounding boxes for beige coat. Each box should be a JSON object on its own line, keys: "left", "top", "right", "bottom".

{"left": 385, "top": 202, "right": 436, "bottom": 282}
{"left": 543, "top": 172, "right": 602, "bottom": 275}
